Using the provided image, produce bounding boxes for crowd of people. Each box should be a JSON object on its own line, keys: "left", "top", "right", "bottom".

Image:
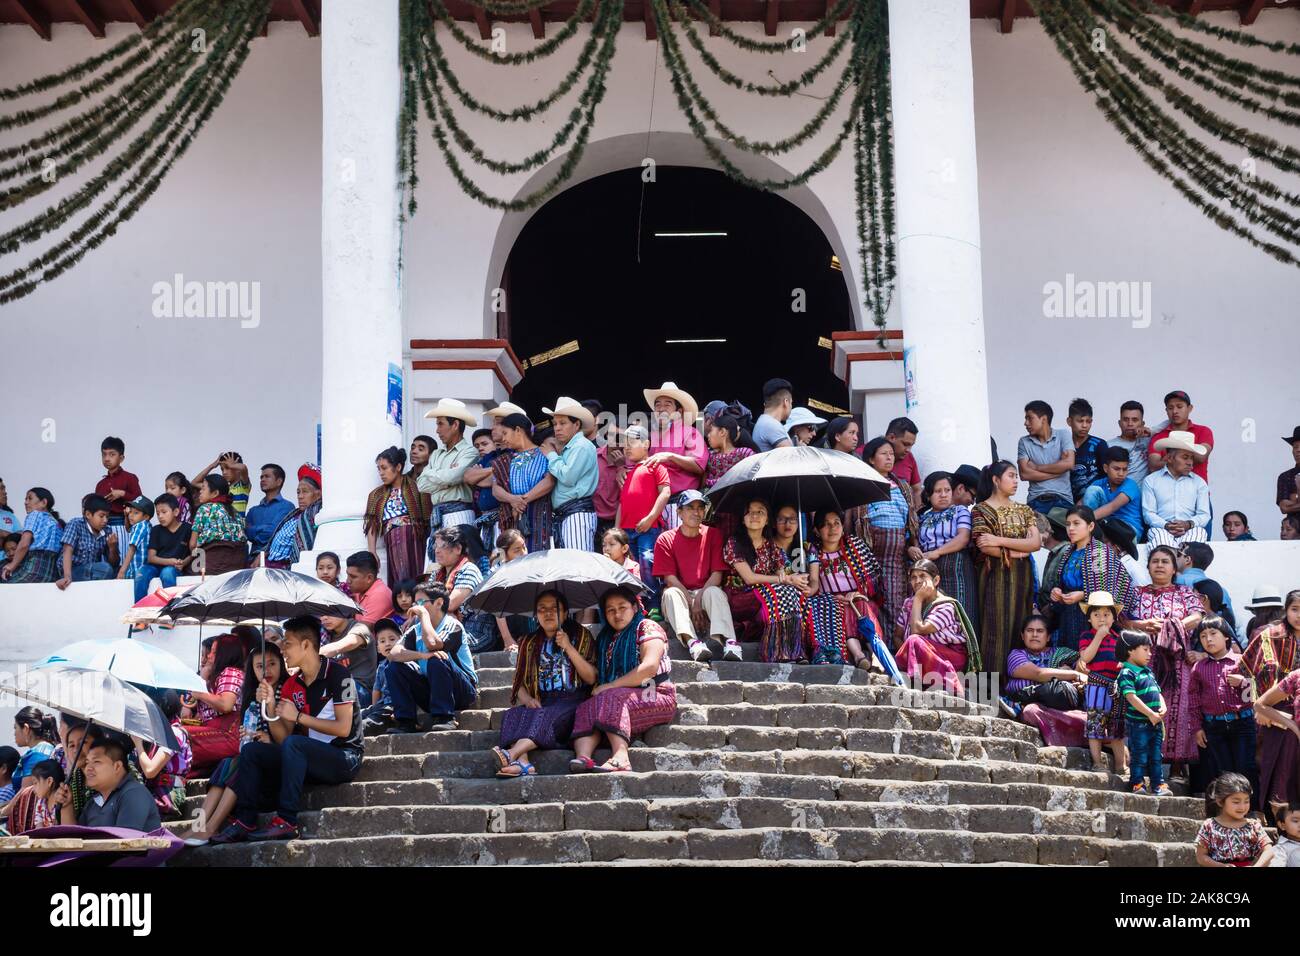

{"left": 2, "top": 378, "right": 1299, "bottom": 864}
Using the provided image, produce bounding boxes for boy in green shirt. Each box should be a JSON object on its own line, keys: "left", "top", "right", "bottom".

{"left": 1117, "top": 630, "right": 1171, "bottom": 795}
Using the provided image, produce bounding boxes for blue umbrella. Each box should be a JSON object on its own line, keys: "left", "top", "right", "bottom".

{"left": 856, "top": 618, "right": 905, "bottom": 688}
{"left": 33, "top": 638, "right": 207, "bottom": 694}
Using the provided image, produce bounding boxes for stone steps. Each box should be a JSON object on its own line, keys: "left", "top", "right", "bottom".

{"left": 176, "top": 825, "right": 1197, "bottom": 867}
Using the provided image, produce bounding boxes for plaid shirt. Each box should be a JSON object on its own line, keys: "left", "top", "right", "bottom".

{"left": 61, "top": 517, "right": 110, "bottom": 567}
{"left": 125, "top": 520, "right": 152, "bottom": 578}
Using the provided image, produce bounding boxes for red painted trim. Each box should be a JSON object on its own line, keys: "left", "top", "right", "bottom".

{"left": 411, "top": 359, "right": 511, "bottom": 395}
{"left": 409, "top": 338, "right": 525, "bottom": 378}
{"left": 846, "top": 351, "right": 904, "bottom": 363}
{"left": 831, "top": 330, "right": 903, "bottom": 341}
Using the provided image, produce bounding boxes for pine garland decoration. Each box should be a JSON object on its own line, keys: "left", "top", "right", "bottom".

{"left": 427, "top": 0, "right": 598, "bottom": 66}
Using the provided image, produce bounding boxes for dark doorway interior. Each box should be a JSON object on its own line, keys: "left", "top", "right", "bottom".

{"left": 501, "top": 166, "right": 853, "bottom": 424}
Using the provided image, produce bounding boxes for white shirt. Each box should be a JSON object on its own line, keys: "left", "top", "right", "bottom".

{"left": 1141, "top": 467, "right": 1210, "bottom": 531}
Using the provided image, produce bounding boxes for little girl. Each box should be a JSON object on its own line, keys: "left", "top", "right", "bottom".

{"left": 1196, "top": 772, "right": 1274, "bottom": 867}
{"left": 316, "top": 551, "right": 352, "bottom": 597}
{"left": 165, "top": 471, "right": 197, "bottom": 525}
{"left": 602, "top": 528, "right": 641, "bottom": 579}
{"left": 1270, "top": 802, "right": 1300, "bottom": 867}
{"left": 1077, "top": 592, "right": 1128, "bottom": 775}
{"left": 135, "top": 690, "right": 192, "bottom": 818}
{"left": 185, "top": 643, "right": 284, "bottom": 846}
{"left": 392, "top": 579, "right": 418, "bottom": 628}
{"left": 5, "top": 759, "right": 65, "bottom": 835}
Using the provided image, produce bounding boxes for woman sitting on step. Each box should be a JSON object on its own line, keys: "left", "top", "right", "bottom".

{"left": 568, "top": 586, "right": 676, "bottom": 774}
{"left": 893, "top": 559, "right": 981, "bottom": 698}
{"left": 491, "top": 591, "right": 596, "bottom": 778}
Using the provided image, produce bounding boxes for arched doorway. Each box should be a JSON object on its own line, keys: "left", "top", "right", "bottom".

{"left": 499, "top": 165, "right": 854, "bottom": 423}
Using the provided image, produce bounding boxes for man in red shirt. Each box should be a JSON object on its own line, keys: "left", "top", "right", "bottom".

{"left": 615, "top": 425, "right": 671, "bottom": 608}
{"left": 653, "top": 490, "right": 737, "bottom": 662}
{"left": 94, "top": 436, "right": 142, "bottom": 530}
{"left": 346, "top": 550, "right": 394, "bottom": 626}
{"left": 886, "top": 417, "right": 922, "bottom": 508}
{"left": 1149, "top": 390, "right": 1214, "bottom": 483}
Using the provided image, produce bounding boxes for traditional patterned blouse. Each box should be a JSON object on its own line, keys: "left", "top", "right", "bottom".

{"left": 1240, "top": 629, "right": 1299, "bottom": 699}
{"left": 197, "top": 666, "right": 244, "bottom": 723}
{"left": 807, "top": 537, "right": 880, "bottom": 597}
{"left": 970, "top": 502, "right": 1036, "bottom": 566}
{"left": 538, "top": 639, "right": 578, "bottom": 694}
{"left": 918, "top": 505, "right": 971, "bottom": 553}
{"left": 704, "top": 447, "right": 754, "bottom": 489}
{"left": 1196, "top": 817, "right": 1272, "bottom": 865}
{"left": 867, "top": 480, "right": 911, "bottom": 531}
{"left": 382, "top": 485, "right": 410, "bottom": 530}
{"left": 24, "top": 509, "right": 61, "bottom": 552}
{"left": 192, "top": 502, "right": 246, "bottom": 546}
{"left": 722, "top": 535, "right": 790, "bottom": 595}
{"left": 509, "top": 447, "right": 551, "bottom": 496}
{"left": 897, "top": 596, "right": 967, "bottom": 646}
{"left": 1132, "top": 585, "right": 1203, "bottom": 631}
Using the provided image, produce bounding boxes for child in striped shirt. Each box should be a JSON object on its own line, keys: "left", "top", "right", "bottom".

{"left": 117, "top": 495, "right": 154, "bottom": 597}
{"left": 1117, "top": 630, "right": 1172, "bottom": 796}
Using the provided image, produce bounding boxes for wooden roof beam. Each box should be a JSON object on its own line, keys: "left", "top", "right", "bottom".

{"left": 473, "top": 6, "right": 491, "bottom": 39}
{"left": 13, "top": 0, "right": 51, "bottom": 39}
{"left": 69, "top": 0, "right": 106, "bottom": 37}
{"left": 708, "top": 0, "right": 720, "bottom": 36}
{"left": 643, "top": 0, "right": 656, "bottom": 39}
{"left": 1240, "top": 0, "right": 1266, "bottom": 24}
{"left": 121, "top": 0, "right": 152, "bottom": 30}
{"left": 765, "top": 0, "right": 780, "bottom": 36}
{"left": 1185, "top": 0, "right": 1206, "bottom": 15}
{"left": 1000, "top": 0, "right": 1016, "bottom": 33}
{"left": 824, "top": 0, "right": 834, "bottom": 36}
{"left": 529, "top": 7, "right": 544, "bottom": 38}
{"left": 289, "top": 0, "right": 319, "bottom": 36}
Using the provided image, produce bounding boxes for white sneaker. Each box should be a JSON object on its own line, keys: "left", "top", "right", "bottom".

{"left": 688, "top": 640, "right": 713, "bottom": 663}
{"left": 722, "top": 641, "right": 743, "bottom": 662}
{"left": 183, "top": 836, "right": 210, "bottom": 847}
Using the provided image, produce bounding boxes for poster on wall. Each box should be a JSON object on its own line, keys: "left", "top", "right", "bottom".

{"left": 903, "top": 346, "right": 918, "bottom": 411}
{"left": 387, "top": 363, "right": 403, "bottom": 428}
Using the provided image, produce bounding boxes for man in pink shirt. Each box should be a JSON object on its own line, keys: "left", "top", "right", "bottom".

{"left": 346, "top": 550, "right": 395, "bottom": 626}
{"left": 644, "top": 381, "right": 708, "bottom": 530}
{"left": 886, "top": 417, "right": 922, "bottom": 507}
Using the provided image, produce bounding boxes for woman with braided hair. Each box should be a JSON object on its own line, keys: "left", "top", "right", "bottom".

{"left": 490, "top": 590, "right": 595, "bottom": 778}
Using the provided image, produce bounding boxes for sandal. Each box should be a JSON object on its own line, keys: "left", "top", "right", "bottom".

{"left": 568, "top": 755, "right": 597, "bottom": 774}
{"left": 496, "top": 759, "right": 536, "bottom": 778}
{"left": 1091, "top": 762, "right": 1110, "bottom": 773}
{"left": 490, "top": 746, "right": 511, "bottom": 770}
{"left": 854, "top": 656, "right": 873, "bottom": 671}
{"left": 594, "top": 760, "right": 631, "bottom": 773}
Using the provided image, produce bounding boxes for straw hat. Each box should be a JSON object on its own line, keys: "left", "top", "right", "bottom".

{"left": 1245, "top": 585, "right": 1284, "bottom": 611}
{"left": 1080, "top": 591, "right": 1118, "bottom": 616}
{"left": 422, "top": 398, "right": 477, "bottom": 426}
{"left": 542, "top": 396, "right": 596, "bottom": 431}
{"left": 485, "top": 401, "right": 527, "bottom": 420}
{"left": 644, "top": 382, "right": 698, "bottom": 425}
{"left": 1153, "top": 429, "right": 1207, "bottom": 457}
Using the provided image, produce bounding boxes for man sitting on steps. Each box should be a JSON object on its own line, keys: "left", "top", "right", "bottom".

{"left": 383, "top": 583, "right": 479, "bottom": 735}
{"left": 653, "top": 490, "right": 740, "bottom": 663}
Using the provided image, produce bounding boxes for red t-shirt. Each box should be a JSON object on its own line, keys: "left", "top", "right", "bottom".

{"left": 620, "top": 460, "right": 670, "bottom": 529}
{"left": 356, "top": 577, "right": 395, "bottom": 626}
{"left": 95, "top": 469, "right": 143, "bottom": 517}
{"left": 893, "top": 451, "right": 920, "bottom": 488}
{"left": 653, "top": 525, "right": 726, "bottom": 590}
{"left": 1151, "top": 422, "right": 1214, "bottom": 481}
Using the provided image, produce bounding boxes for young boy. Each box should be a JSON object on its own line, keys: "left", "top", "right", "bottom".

{"left": 56, "top": 495, "right": 117, "bottom": 589}
{"left": 615, "top": 425, "right": 671, "bottom": 608}
{"left": 1148, "top": 390, "right": 1214, "bottom": 483}
{"left": 140, "top": 492, "right": 192, "bottom": 600}
{"left": 1110, "top": 401, "right": 1150, "bottom": 485}
{"left": 1082, "top": 446, "right": 1143, "bottom": 540}
{"left": 1017, "top": 400, "right": 1075, "bottom": 515}
{"left": 1066, "top": 398, "right": 1109, "bottom": 502}
{"left": 94, "top": 436, "right": 143, "bottom": 534}
{"left": 1117, "top": 630, "right": 1172, "bottom": 795}
{"left": 469, "top": 428, "right": 499, "bottom": 529}
{"left": 1188, "top": 617, "right": 1256, "bottom": 799}
{"left": 1077, "top": 592, "right": 1128, "bottom": 775}
{"left": 211, "top": 615, "right": 363, "bottom": 843}
{"left": 116, "top": 495, "right": 154, "bottom": 597}
{"left": 362, "top": 617, "right": 421, "bottom": 732}
{"left": 194, "top": 451, "right": 252, "bottom": 517}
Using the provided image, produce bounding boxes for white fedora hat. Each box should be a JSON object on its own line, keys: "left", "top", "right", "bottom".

{"left": 1245, "top": 585, "right": 1284, "bottom": 611}
{"left": 484, "top": 401, "right": 527, "bottom": 420}
{"left": 542, "top": 396, "right": 595, "bottom": 431}
{"left": 423, "top": 398, "right": 477, "bottom": 426}
{"left": 644, "top": 382, "right": 698, "bottom": 425}
{"left": 1153, "top": 429, "right": 1207, "bottom": 457}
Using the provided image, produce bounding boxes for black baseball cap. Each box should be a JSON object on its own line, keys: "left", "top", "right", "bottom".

{"left": 1163, "top": 390, "right": 1192, "bottom": 405}
{"left": 125, "top": 495, "right": 154, "bottom": 518}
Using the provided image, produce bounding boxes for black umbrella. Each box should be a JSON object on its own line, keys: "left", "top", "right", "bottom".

{"left": 704, "top": 445, "right": 894, "bottom": 561}
{"left": 465, "top": 548, "right": 646, "bottom": 615}
{"left": 157, "top": 567, "right": 362, "bottom": 721}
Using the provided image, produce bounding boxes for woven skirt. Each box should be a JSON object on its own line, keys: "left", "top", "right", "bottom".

{"left": 870, "top": 526, "right": 909, "bottom": 643}
{"left": 6, "top": 548, "right": 59, "bottom": 583}
{"left": 383, "top": 522, "right": 427, "bottom": 588}
{"left": 572, "top": 683, "right": 677, "bottom": 742}
{"left": 1084, "top": 672, "right": 1125, "bottom": 740}
{"left": 499, "top": 689, "right": 588, "bottom": 750}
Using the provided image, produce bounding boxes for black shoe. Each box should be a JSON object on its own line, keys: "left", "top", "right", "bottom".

{"left": 248, "top": 815, "right": 300, "bottom": 842}
{"left": 384, "top": 719, "right": 420, "bottom": 735}
{"left": 209, "top": 820, "right": 255, "bottom": 845}
{"left": 364, "top": 710, "right": 395, "bottom": 732}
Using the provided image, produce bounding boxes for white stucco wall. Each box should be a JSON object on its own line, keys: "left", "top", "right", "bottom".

{"left": 1, "top": 12, "right": 1298, "bottom": 540}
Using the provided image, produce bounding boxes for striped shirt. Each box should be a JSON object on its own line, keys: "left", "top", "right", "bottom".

{"left": 896, "top": 597, "right": 966, "bottom": 646}
{"left": 229, "top": 480, "right": 251, "bottom": 517}
{"left": 125, "top": 520, "right": 152, "bottom": 578}
{"left": 917, "top": 505, "right": 970, "bottom": 552}
{"left": 1117, "top": 662, "right": 1164, "bottom": 721}
{"left": 508, "top": 447, "right": 552, "bottom": 496}
{"left": 867, "top": 482, "right": 911, "bottom": 531}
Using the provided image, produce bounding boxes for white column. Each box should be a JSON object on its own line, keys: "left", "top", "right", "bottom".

{"left": 887, "top": 0, "right": 992, "bottom": 473}
{"left": 315, "top": 0, "right": 404, "bottom": 557}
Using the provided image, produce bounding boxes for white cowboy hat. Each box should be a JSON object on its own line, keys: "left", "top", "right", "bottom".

{"left": 785, "top": 407, "right": 827, "bottom": 433}
{"left": 484, "top": 401, "right": 526, "bottom": 420}
{"left": 1245, "top": 585, "right": 1284, "bottom": 611}
{"left": 422, "top": 398, "right": 477, "bottom": 426}
{"left": 1153, "top": 429, "right": 1207, "bottom": 457}
{"left": 644, "top": 382, "right": 698, "bottom": 425}
{"left": 542, "top": 396, "right": 595, "bottom": 431}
